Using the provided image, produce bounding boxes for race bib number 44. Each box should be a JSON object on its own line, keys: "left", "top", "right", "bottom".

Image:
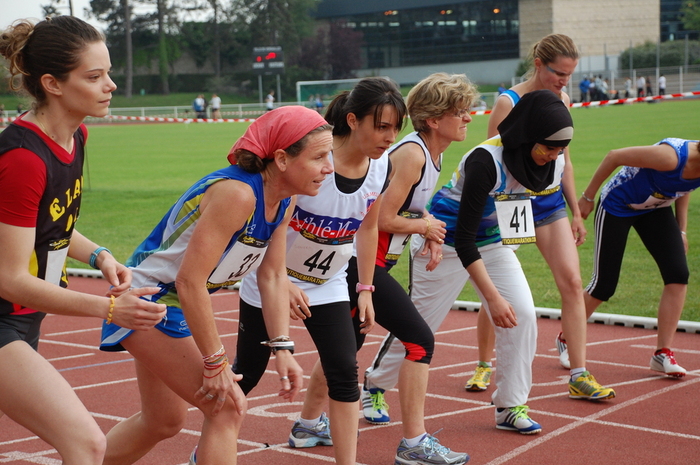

{"left": 287, "top": 229, "right": 353, "bottom": 284}
{"left": 495, "top": 193, "right": 536, "bottom": 245}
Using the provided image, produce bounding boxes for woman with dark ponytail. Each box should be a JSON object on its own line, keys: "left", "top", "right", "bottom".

{"left": 235, "top": 77, "right": 404, "bottom": 465}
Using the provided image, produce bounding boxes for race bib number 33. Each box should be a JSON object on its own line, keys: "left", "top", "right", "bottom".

{"left": 494, "top": 193, "right": 536, "bottom": 245}
{"left": 208, "top": 236, "right": 268, "bottom": 286}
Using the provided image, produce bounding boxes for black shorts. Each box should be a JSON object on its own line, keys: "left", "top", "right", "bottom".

{"left": 234, "top": 298, "right": 360, "bottom": 403}
{"left": 0, "top": 312, "right": 46, "bottom": 350}
{"left": 586, "top": 204, "right": 688, "bottom": 301}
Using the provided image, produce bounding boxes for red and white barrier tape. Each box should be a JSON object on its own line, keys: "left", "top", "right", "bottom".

{"left": 468, "top": 90, "right": 700, "bottom": 116}
{"left": 103, "top": 115, "right": 257, "bottom": 123}
{"left": 569, "top": 90, "right": 700, "bottom": 108}
{"left": 0, "top": 114, "right": 257, "bottom": 124}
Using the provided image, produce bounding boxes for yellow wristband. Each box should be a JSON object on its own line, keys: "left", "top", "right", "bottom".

{"left": 106, "top": 295, "right": 115, "bottom": 325}
{"left": 421, "top": 217, "right": 432, "bottom": 238}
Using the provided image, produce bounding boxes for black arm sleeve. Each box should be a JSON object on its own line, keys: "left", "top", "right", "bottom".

{"left": 454, "top": 149, "right": 497, "bottom": 269}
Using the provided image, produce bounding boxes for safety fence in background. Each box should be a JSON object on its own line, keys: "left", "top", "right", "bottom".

{"left": 2, "top": 90, "right": 700, "bottom": 126}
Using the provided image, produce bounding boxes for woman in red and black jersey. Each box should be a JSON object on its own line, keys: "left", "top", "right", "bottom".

{"left": 0, "top": 16, "right": 165, "bottom": 464}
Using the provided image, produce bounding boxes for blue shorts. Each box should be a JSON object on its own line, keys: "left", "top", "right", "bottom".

{"left": 0, "top": 312, "right": 46, "bottom": 350}
{"left": 100, "top": 303, "right": 190, "bottom": 352}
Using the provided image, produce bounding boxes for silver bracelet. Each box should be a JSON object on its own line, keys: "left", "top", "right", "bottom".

{"left": 581, "top": 192, "right": 594, "bottom": 203}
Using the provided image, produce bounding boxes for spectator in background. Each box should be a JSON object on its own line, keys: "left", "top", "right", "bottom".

{"left": 600, "top": 78, "right": 609, "bottom": 100}
{"left": 624, "top": 77, "right": 632, "bottom": 98}
{"left": 579, "top": 75, "right": 590, "bottom": 103}
{"left": 588, "top": 78, "right": 597, "bottom": 101}
{"left": 16, "top": 103, "right": 25, "bottom": 115}
{"left": 593, "top": 75, "right": 603, "bottom": 100}
{"left": 193, "top": 94, "right": 205, "bottom": 118}
{"left": 265, "top": 90, "right": 275, "bottom": 111}
{"left": 658, "top": 74, "right": 666, "bottom": 96}
{"left": 314, "top": 94, "right": 324, "bottom": 113}
{"left": 0, "top": 104, "right": 5, "bottom": 126}
{"left": 210, "top": 93, "right": 221, "bottom": 119}
{"left": 637, "top": 76, "right": 646, "bottom": 97}
{"left": 498, "top": 83, "right": 507, "bottom": 94}
{"left": 646, "top": 77, "right": 653, "bottom": 97}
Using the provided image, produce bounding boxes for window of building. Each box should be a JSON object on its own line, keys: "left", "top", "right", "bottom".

{"left": 325, "top": 0, "right": 519, "bottom": 69}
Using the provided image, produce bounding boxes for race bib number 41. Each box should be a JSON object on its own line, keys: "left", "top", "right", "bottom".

{"left": 494, "top": 193, "right": 536, "bottom": 245}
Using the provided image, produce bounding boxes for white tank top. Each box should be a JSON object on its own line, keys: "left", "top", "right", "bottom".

{"left": 239, "top": 151, "right": 390, "bottom": 306}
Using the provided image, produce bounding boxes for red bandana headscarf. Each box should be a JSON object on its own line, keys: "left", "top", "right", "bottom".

{"left": 228, "top": 106, "right": 328, "bottom": 164}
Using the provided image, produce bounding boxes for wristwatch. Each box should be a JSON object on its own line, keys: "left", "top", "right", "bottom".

{"left": 356, "top": 283, "right": 375, "bottom": 293}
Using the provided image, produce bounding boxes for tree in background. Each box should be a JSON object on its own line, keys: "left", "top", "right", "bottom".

{"left": 619, "top": 40, "right": 700, "bottom": 68}
{"left": 123, "top": 0, "right": 134, "bottom": 97}
{"left": 179, "top": 1, "right": 251, "bottom": 78}
{"left": 36, "top": 0, "right": 353, "bottom": 97}
{"left": 156, "top": 0, "right": 170, "bottom": 93}
{"left": 242, "top": 0, "right": 317, "bottom": 61}
{"left": 682, "top": 1, "right": 700, "bottom": 32}
{"left": 327, "top": 20, "right": 362, "bottom": 79}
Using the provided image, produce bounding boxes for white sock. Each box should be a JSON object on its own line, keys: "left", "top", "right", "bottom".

{"left": 404, "top": 433, "right": 428, "bottom": 448}
{"left": 570, "top": 367, "right": 586, "bottom": 381}
{"left": 298, "top": 415, "right": 323, "bottom": 428}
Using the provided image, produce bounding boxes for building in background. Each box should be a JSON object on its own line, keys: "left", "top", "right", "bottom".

{"left": 661, "top": 0, "right": 698, "bottom": 42}
{"left": 314, "top": 0, "right": 660, "bottom": 84}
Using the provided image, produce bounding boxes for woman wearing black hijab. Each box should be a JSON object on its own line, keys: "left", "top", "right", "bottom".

{"left": 456, "top": 89, "right": 572, "bottom": 433}
{"left": 415, "top": 89, "right": 573, "bottom": 435}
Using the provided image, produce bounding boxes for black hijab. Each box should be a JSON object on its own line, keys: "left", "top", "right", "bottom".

{"left": 497, "top": 89, "right": 574, "bottom": 192}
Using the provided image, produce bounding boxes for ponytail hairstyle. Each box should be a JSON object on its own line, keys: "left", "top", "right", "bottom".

{"left": 0, "top": 16, "right": 104, "bottom": 107}
{"left": 324, "top": 77, "right": 406, "bottom": 137}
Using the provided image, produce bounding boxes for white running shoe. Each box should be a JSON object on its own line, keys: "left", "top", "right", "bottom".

{"left": 555, "top": 332, "right": 570, "bottom": 369}
{"left": 650, "top": 348, "right": 686, "bottom": 378}
{"left": 361, "top": 385, "right": 390, "bottom": 424}
{"left": 495, "top": 405, "right": 542, "bottom": 435}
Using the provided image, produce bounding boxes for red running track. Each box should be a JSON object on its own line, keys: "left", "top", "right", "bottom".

{"left": 1, "top": 276, "right": 699, "bottom": 465}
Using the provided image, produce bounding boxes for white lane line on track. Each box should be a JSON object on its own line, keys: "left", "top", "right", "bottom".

{"left": 483, "top": 376, "right": 700, "bottom": 465}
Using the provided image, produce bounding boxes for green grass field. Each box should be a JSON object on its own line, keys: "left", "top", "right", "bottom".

{"left": 72, "top": 99, "right": 700, "bottom": 321}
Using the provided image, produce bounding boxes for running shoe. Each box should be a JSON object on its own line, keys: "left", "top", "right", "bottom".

{"left": 495, "top": 405, "right": 542, "bottom": 434}
{"left": 568, "top": 371, "right": 616, "bottom": 400}
{"left": 464, "top": 364, "right": 492, "bottom": 391}
{"left": 394, "top": 432, "right": 470, "bottom": 465}
{"left": 555, "top": 332, "right": 570, "bottom": 369}
{"left": 188, "top": 446, "right": 197, "bottom": 465}
{"left": 650, "top": 348, "right": 686, "bottom": 378}
{"left": 361, "top": 385, "right": 390, "bottom": 424}
{"left": 288, "top": 412, "right": 333, "bottom": 448}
